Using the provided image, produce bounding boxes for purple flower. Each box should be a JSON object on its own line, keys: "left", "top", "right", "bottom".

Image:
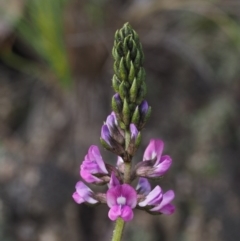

{"left": 150, "top": 190, "right": 175, "bottom": 215}
{"left": 72, "top": 181, "right": 98, "bottom": 204}
{"left": 136, "top": 178, "right": 151, "bottom": 195}
{"left": 101, "top": 125, "right": 112, "bottom": 146}
{"left": 136, "top": 139, "right": 172, "bottom": 178}
{"left": 101, "top": 113, "right": 125, "bottom": 154}
{"left": 138, "top": 182, "right": 175, "bottom": 215}
{"left": 80, "top": 145, "right": 108, "bottom": 184}
{"left": 107, "top": 184, "right": 137, "bottom": 222}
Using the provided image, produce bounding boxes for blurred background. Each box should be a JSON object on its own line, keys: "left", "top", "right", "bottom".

{"left": 0, "top": 0, "right": 240, "bottom": 240}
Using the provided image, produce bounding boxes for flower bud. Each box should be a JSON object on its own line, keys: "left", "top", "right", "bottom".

{"left": 112, "top": 93, "right": 123, "bottom": 114}
{"left": 106, "top": 113, "right": 125, "bottom": 144}
{"left": 138, "top": 100, "right": 151, "bottom": 129}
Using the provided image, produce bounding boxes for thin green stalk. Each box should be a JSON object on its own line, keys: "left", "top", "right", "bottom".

{"left": 112, "top": 218, "right": 125, "bottom": 241}
{"left": 124, "top": 162, "right": 131, "bottom": 184}
{"left": 124, "top": 130, "right": 132, "bottom": 183}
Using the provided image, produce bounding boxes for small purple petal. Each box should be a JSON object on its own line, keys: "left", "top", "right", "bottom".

{"left": 108, "top": 172, "right": 120, "bottom": 189}
{"left": 90, "top": 146, "right": 108, "bottom": 173}
{"left": 150, "top": 190, "right": 175, "bottom": 212}
{"left": 73, "top": 181, "right": 98, "bottom": 204}
{"left": 143, "top": 139, "right": 164, "bottom": 162}
{"left": 107, "top": 185, "right": 121, "bottom": 207}
{"left": 108, "top": 205, "right": 134, "bottom": 222}
{"left": 80, "top": 145, "right": 108, "bottom": 183}
{"left": 72, "top": 192, "right": 84, "bottom": 204}
{"left": 80, "top": 169, "right": 102, "bottom": 183}
{"left": 136, "top": 178, "right": 151, "bottom": 195}
{"left": 130, "top": 123, "right": 138, "bottom": 140}
{"left": 101, "top": 125, "right": 112, "bottom": 146}
{"left": 106, "top": 114, "right": 116, "bottom": 129}
{"left": 121, "top": 206, "right": 134, "bottom": 222}
{"left": 121, "top": 184, "right": 137, "bottom": 208}
{"left": 108, "top": 205, "right": 121, "bottom": 221}
{"left": 153, "top": 155, "right": 172, "bottom": 176}
{"left": 138, "top": 185, "right": 163, "bottom": 207}
{"left": 158, "top": 204, "right": 175, "bottom": 215}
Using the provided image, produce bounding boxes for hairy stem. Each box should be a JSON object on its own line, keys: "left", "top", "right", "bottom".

{"left": 112, "top": 218, "right": 125, "bottom": 241}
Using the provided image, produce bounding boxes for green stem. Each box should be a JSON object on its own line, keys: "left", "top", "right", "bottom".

{"left": 124, "top": 162, "right": 131, "bottom": 183}
{"left": 112, "top": 218, "right": 125, "bottom": 241}
{"left": 111, "top": 128, "right": 134, "bottom": 241}
{"left": 124, "top": 130, "right": 132, "bottom": 183}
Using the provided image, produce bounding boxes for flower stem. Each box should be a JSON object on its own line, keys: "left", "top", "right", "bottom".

{"left": 124, "top": 130, "right": 132, "bottom": 183}
{"left": 124, "top": 162, "right": 131, "bottom": 183}
{"left": 112, "top": 218, "right": 125, "bottom": 241}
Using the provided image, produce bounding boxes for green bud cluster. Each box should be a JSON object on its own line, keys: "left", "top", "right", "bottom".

{"left": 111, "top": 23, "right": 147, "bottom": 129}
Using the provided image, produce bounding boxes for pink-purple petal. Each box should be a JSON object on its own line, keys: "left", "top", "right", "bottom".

{"left": 121, "top": 206, "right": 134, "bottom": 222}
{"left": 80, "top": 169, "right": 102, "bottom": 183}
{"left": 101, "top": 125, "right": 112, "bottom": 146}
{"left": 138, "top": 185, "right": 162, "bottom": 207}
{"left": 153, "top": 155, "right": 172, "bottom": 176}
{"left": 158, "top": 204, "right": 175, "bottom": 215}
{"left": 143, "top": 139, "right": 164, "bottom": 162}
{"left": 74, "top": 181, "right": 98, "bottom": 204}
{"left": 121, "top": 184, "right": 137, "bottom": 208}
{"left": 150, "top": 190, "right": 175, "bottom": 212}
{"left": 72, "top": 192, "right": 84, "bottom": 204}
{"left": 107, "top": 186, "right": 121, "bottom": 207}
{"left": 89, "top": 145, "right": 108, "bottom": 174}
{"left": 108, "top": 172, "right": 120, "bottom": 189}
{"left": 108, "top": 205, "right": 121, "bottom": 221}
{"left": 80, "top": 145, "right": 108, "bottom": 183}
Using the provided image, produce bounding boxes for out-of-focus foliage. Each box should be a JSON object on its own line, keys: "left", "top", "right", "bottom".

{"left": 2, "top": 0, "right": 72, "bottom": 88}
{"left": 1, "top": 0, "right": 240, "bottom": 241}
{"left": 19, "top": 0, "right": 72, "bottom": 88}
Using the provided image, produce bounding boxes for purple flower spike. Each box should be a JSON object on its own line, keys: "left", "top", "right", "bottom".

{"left": 107, "top": 184, "right": 137, "bottom": 222}
{"left": 138, "top": 185, "right": 163, "bottom": 207}
{"left": 108, "top": 172, "right": 120, "bottom": 189}
{"left": 80, "top": 145, "right": 108, "bottom": 184}
{"left": 130, "top": 123, "right": 138, "bottom": 140}
{"left": 136, "top": 178, "right": 151, "bottom": 195}
{"left": 150, "top": 190, "right": 175, "bottom": 215}
{"left": 72, "top": 181, "right": 98, "bottom": 204}
{"left": 101, "top": 124, "right": 112, "bottom": 146}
